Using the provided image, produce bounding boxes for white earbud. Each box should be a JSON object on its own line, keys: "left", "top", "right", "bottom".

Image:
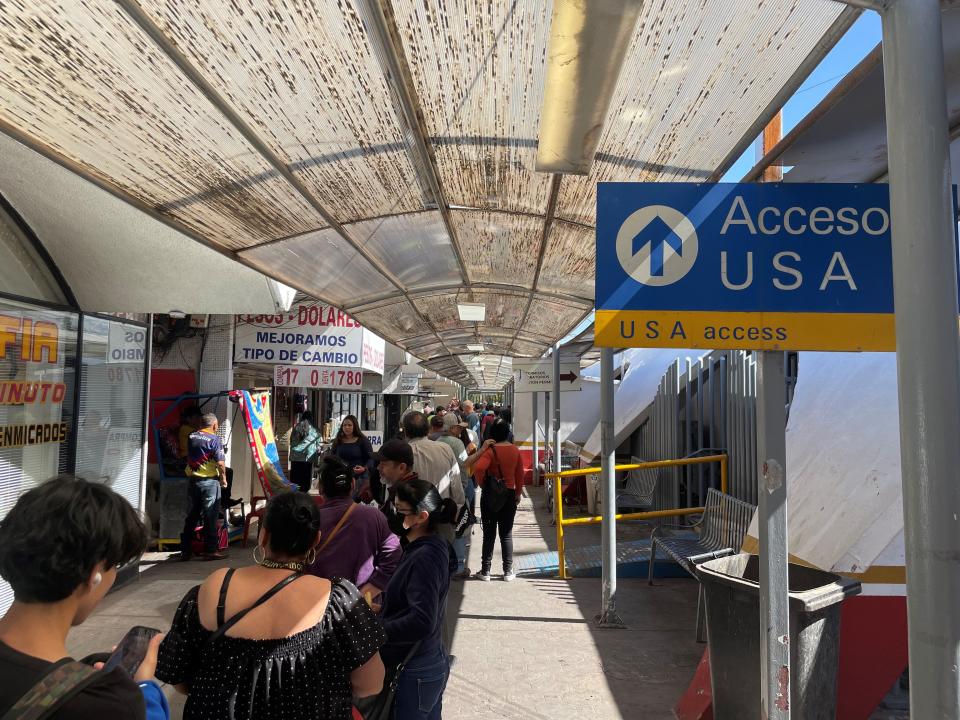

{"left": 92, "top": 572, "right": 102, "bottom": 587}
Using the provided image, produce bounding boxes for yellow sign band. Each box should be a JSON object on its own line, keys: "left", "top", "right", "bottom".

{"left": 595, "top": 310, "right": 897, "bottom": 351}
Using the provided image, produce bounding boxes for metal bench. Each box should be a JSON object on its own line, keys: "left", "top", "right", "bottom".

{"left": 647, "top": 487, "right": 757, "bottom": 641}
{"left": 616, "top": 456, "right": 660, "bottom": 510}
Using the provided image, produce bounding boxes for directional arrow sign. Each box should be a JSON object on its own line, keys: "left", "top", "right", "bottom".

{"left": 513, "top": 359, "right": 582, "bottom": 392}
{"left": 633, "top": 216, "right": 683, "bottom": 277}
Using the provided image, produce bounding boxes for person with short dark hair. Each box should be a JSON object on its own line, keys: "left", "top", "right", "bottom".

{"left": 471, "top": 419, "right": 526, "bottom": 581}
{"left": 307, "top": 456, "right": 401, "bottom": 606}
{"left": 157, "top": 491, "right": 386, "bottom": 719}
{"left": 375, "top": 438, "right": 418, "bottom": 539}
{"left": 181, "top": 413, "right": 228, "bottom": 561}
{"left": 0, "top": 476, "right": 167, "bottom": 719}
{"left": 379, "top": 480, "right": 457, "bottom": 720}
{"left": 178, "top": 405, "right": 203, "bottom": 460}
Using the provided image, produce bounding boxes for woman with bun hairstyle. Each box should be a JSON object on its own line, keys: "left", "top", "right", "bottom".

{"left": 156, "top": 491, "right": 385, "bottom": 719}
{"left": 380, "top": 480, "right": 458, "bottom": 720}
{"left": 307, "top": 456, "right": 401, "bottom": 606}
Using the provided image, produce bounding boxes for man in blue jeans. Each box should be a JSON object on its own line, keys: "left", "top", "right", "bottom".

{"left": 179, "top": 413, "right": 228, "bottom": 561}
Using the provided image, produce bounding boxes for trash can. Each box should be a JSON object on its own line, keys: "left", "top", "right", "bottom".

{"left": 696, "top": 553, "right": 861, "bottom": 719}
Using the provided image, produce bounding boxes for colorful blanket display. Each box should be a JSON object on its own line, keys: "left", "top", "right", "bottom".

{"left": 230, "top": 389, "right": 294, "bottom": 497}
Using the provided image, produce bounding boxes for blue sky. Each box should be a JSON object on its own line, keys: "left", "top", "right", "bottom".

{"left": 721, "top": 11, "right": 882, "bottom": 181}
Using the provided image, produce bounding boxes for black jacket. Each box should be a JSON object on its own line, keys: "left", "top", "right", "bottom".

{"left": 380, "top": 534, "right": 457, "bottom": 667}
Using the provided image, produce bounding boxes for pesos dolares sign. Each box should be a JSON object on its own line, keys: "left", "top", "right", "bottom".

{"left": 236, "top": 305, "right": 385, "bottom": 374}
{"left": 594, "top": 183, "right": 940, "bottom": 352}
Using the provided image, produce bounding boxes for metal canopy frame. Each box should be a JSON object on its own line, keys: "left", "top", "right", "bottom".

{"left": 0, "top": 0, "right": 858, "bottom": 387}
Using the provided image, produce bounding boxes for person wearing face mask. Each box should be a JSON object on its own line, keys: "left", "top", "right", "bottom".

{"left": 379, "top": 480, "right": 458, "bottom": 720}
{"left": 0, "top": 476, "right": 168, "bottom": 720}
{"left": 373, "top": 438, "right": 418, "bottom": 540}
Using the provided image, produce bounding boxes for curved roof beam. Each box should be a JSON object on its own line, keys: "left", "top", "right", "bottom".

{"left": 114, "top": 0, "right": 458, "bottom": 360}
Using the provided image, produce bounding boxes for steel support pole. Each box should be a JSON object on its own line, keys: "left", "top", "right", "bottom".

{"left": 882, "top": 2, "right": 960, "bottom": 716}
{"left": 532, "top": 392, "right": 540, "bottom": 485}
{"left": 598, "top": 347, "right": 624, "bottom": 626}
{"left": 553, "top": 345, "right": 562, "bottom": 475}
{"left": 544, "top": 391, "right": 552, "bottom": 471}
{"left": 757, "top": 351, "right": 790, "bottom": 719}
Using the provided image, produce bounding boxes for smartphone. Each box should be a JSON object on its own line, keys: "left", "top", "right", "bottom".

{"left": 102, "top": 626, "right": 161, "bottom": 676}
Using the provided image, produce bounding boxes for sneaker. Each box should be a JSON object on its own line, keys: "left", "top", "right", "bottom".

{"left": 453, "top": 567, "right": 472, "bottom": 580}
{"left": 473, "top": 570, "right": 492, "bottom": 582}
{"left": 503, "top": 570, "right": 516, "bottom": 582}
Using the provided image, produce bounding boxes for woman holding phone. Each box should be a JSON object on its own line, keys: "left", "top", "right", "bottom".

{"left": 0, "top": 476, "right": 168, "bottom": 719}
{"left": 330, "top": 415, "right": 375, "bottom": 500}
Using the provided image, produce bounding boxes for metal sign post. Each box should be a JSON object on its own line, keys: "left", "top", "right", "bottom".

{"left": 757, "top": 113, "right": 790, "bottom": 719}
{"left": 532, "top": 391, "right": 540, "bottom": 485}
{"left": 598, "top": 345, "right": 624, "bottom": 627}
{"left": 553, "top": 345, "right": 562, "bottom": 477}
{"left": 880, "top": 1, "right": 960, "bottom": 716}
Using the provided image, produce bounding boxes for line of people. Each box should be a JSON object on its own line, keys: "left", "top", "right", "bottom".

{"left": 0, "top": 404, "right": 526, "bottom": 720}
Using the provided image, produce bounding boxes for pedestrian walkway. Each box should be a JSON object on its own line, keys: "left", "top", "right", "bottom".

{"left": 67, "top": 487, "right": 703, "bottom": 719}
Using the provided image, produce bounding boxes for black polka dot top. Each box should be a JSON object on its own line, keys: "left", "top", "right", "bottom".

{"left": 156, "top": 578, "right": 385, "bottom": 720}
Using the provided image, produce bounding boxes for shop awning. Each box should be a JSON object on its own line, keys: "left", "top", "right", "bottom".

{"left": 0, "top": 0, "right": 856, "bottom": 385}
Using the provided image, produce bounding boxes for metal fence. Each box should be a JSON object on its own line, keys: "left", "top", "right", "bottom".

{"left": 632, "top": 350, "right": 797, "bottom": 511}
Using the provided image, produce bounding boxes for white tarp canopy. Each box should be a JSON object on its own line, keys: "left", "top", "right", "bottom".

{"left": 744, "top": 352, "right": 905, "bottom": 594}
{"left": 581, "top": 348, "right": 700, "bottom": 460}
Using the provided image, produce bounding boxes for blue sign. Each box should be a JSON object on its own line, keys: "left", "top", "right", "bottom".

{"left": 596, "top": 183, "right": 908, "bottom": 351}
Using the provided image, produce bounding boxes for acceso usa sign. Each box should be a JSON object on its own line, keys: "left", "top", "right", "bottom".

{"left": 593, "top": 182, "right": 956, "bottom": 352}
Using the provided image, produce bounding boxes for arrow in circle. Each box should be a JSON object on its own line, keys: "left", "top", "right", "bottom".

{"left": 632, "top": 216, "right": 683, "bottom": 277}
{"left": 559, "top": 372, "right": 577, "bottom": 383}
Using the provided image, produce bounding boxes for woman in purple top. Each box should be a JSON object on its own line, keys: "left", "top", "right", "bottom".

{"left": 308, "top": 456, "right": 401, "bottom": 606}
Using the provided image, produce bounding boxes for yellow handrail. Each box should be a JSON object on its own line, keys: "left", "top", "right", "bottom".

{"left": 545, "top": 454, "right": 728, "bottom": 579}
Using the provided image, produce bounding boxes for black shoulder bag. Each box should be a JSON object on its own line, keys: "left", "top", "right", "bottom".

{"left": 353, "top": 640, "right": 422, "bottom": 720}
{"left": 480, "top": 446, "right": 512, "bottom": 514}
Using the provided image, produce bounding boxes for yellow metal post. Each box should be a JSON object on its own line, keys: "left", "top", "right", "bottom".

{"left": 720, "top": 455, "right": 728, "bottom": 494}
{"left": 554, "top": 474, "right": 567, "bottom": 578}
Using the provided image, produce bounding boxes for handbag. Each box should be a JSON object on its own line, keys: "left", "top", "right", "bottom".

{"left": 353, "top": 640, "right": 423, "bottom": 720}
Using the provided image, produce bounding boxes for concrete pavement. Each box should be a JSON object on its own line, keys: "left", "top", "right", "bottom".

{"left": 68, "top": 486, "right": 704, "bottom": 719}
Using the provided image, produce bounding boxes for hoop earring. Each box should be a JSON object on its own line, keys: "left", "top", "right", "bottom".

{"left": 305, "top": 547, "right": 317, "bottom": 565}
{"left": 253, "top": 545, "right": 266, "bottom": 565}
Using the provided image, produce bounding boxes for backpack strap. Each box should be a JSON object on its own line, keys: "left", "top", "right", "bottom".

{"left": 216, "top": 568, "right": 237, "bottom": 627}
{"left": 1, "top": 658, "right": 101, "bottom": 720}
{"left": 204, "top": 572, "right": 302, "bottom": 649}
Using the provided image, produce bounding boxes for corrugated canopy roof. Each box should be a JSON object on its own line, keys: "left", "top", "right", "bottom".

{"left": 0, "top": 0, "right": 853, "bottom": 386}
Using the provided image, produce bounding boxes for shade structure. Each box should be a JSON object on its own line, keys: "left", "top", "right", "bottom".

{"left": 0, "top": 0, "right": 854, "bottom": 386}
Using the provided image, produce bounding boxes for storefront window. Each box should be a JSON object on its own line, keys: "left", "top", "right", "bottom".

{"left": 362, "top": 393, "right": 380, "bottom": 432}
{"left": 74, "top": 316, "right": 147, "bottom": 510}
{"left": 0, "top": 298, "right": 78, "bottom": 614}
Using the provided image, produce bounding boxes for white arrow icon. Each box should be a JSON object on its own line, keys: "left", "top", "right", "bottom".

{"left": 615, "top": 205, "right": 699, "bottom": 286}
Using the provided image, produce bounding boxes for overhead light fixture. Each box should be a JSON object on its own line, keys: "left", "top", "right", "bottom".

{"left": 536, "top": 0, "right": 643, "bottom": 174}
{"left": 457, "top": 302, "right": 486, "bottom": 322}
{"left": 466, "top": 344, "right": 485, "bottom": 352}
